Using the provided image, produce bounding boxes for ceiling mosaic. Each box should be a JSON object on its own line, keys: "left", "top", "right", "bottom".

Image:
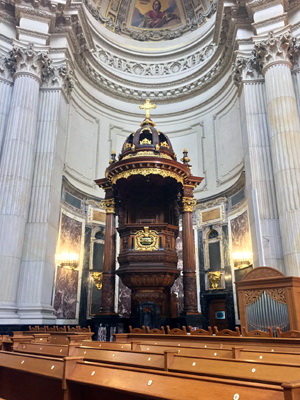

{"left": 85, "top": 0, "right": 217, "bottom": 41}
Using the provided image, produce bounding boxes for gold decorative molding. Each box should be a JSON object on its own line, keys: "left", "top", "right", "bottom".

{"left": 122, "top": 151, "right": 172, "bottom": 160}
{"left": 182, "top": 197, "right": 197, "bottom": 212}
{"left": 100, "top": 198, "right": 115, "bottom": 213}
{"left": 110, "top": 168, "right": 184, "bottom": 185}
{"left": 91, "top": 272, "right": 103, "bottom": 290}
{"left": 134, "top": 227, "right": 159, "bottom": 252}
{"left": 208, "top": 271, "right": 222, "bottom": 289}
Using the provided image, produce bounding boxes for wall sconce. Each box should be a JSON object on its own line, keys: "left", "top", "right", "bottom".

{"left": 207, "top": 271, "right": 222, "bottom": 289}
{"left": 91, "top": 272, "right": 103, "bottom": 290}
{"left": 232, "top": 251, "right": 252, "bottom": 269}
{"left": 55, "top": 251, "right": 79, "bottom": 270}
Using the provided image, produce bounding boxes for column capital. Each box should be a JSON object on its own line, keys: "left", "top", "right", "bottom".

{"left": 41, "top": 62, "right": 75, "bottom": 97}
{"left": 101, "top": 198, "right": 115, "bottom": 214}
{"left": 232, "top": 51, "right": 263, "bottom": 86}
{"left": 4, "top": 42, "right": 53, "bottom": 83}
{"left": 254, "top": 31, "right": 293, "bottom": 73}
{"left": 182, "top": 197, "right": 197, "bottom": 213}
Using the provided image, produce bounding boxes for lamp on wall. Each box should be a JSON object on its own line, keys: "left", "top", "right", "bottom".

{"left": 232, "top": 251, "right": 252, "bottom": 269}
{"left": 55, "top": 251, "right": 79, "bottom": 269}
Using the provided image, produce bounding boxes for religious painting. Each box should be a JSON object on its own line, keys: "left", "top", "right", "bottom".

{"left": 131, "top": 0, "right": 181, "bottom": 29}
{"left": 230, "top": 210, "right": 252, "bottom": 267}
{"left": 53, "top": 213, "right": 83, "bottom": 319}
{"left": 53, "top": 267, "right": 79, "bottom": 319}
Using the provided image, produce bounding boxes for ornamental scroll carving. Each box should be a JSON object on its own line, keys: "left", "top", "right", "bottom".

{"left": 244, "top": 288, "right": 287, "bottom": 306}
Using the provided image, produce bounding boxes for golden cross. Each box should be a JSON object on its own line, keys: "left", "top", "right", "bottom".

{"left": 139, "top": 99, "right": 156, "bottom": 119}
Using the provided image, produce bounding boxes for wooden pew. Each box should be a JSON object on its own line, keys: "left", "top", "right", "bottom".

{"left": 114, "top": 332, "right": 300, "bottom": 352}
{"left": 132, "top": 342, "right": 235, "bottom": 358}
{"left": 0, "top": 351, "right": 82, "bottom": 400}
{"left": 65, "top": 360, "right": 297, "bottom": 400}
{"left": 234, "top": 348, "right": 300, "bottom": 364}
{"left": 75, "top": 347, "right": 167, "bottom": 369}
{"left": 166, "top": 353, "right": 300, "bottom": 385}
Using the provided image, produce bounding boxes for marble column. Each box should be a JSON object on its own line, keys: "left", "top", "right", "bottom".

{"left": 99, "top": 192, "right": 117, "bottom": 314}
{"left": 233, "top": 55, "right": 284, "bottom": 271}
{"left": 17, "top": 68, "right": 70, "bottom": 323}
{"left": 182, "top": 191, "right": 199, "bottom": 314}
{"left": 255, "top": 31, "right": 300, "bottom": 276}
{"left": 0, "top": 43, "right": 51, "bottom": 322}
{"left": 0, "top": 75, "right": 13, "bottom": 151}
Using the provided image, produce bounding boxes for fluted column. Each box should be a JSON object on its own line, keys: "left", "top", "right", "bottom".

{"left": 99, "top": 192, "right": 116, "bottom": 314}
{"left": 233, "top": 55, "right": 284, "bottom": 270}
{"left": 182, "top": 188, "right": 199, "bottom": 314}
{"left": 0, "top": 75, "right": 13, "bottom": 151}
{"left": 255, "top": 31, "right": 300, "bottom": 275}
{"left": 0, "top": 44, "right": 51, "bottom": 322}
{"left": 17, "top": 68, "right": 71, "bottom": 323}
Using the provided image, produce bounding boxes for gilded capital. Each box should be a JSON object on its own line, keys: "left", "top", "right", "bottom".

{"left": 182, "top": 197, "right": 197, "bottom": 212}
{"left": 101, "top": 198, "right": 115, "bottom": 213}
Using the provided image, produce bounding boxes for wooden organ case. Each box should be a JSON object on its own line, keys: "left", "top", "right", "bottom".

{"left": 95, "top": 100, "right": 203, "bottom": 324}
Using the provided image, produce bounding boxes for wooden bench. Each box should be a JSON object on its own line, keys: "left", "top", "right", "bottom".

{"left": 114, "top": 332, "right": 300, "bottom": 352}
{"left": 0, "top": 351, "right": 82, "bottom": 400}
{"left": 132, "top": 342, "right": 235, "bottom": 358}
{"left": 65, "top": 360, "right": 298, "bottom": 400}
{"left": 166, "top": 353, "right": 300, "bottom": 385}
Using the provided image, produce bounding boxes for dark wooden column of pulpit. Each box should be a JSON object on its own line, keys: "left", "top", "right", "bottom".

{"left": 182, "top": 186, "right": 198, "bottom": 314}
{"left": 99, "top": 188, "right": 116, "bottom": 315}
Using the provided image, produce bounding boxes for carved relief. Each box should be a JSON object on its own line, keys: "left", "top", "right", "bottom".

{"left": 244, "top": 290, "right": 263, "bottom": 306}
{"left": 95, "top": 43, "right": 215, "bottom": 76}
{"left": 244, "top": 288, "right": 287, "bottom": 305}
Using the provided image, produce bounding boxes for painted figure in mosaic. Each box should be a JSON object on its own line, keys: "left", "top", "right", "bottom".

{"left": 133, "top": 0, "right": 179, "bottom": 29}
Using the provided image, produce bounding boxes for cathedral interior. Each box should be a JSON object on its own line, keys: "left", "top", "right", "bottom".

{"left": 0, "top": 0, "right": 300, "bottom": 341}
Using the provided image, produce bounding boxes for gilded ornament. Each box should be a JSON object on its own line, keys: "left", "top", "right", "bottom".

{"left": 122, "top": 151, "right": 172, "bottom": 160}
{"left": 182, "top": 197, "right": 197, "bottom": 212}
{"left": 160, "top": 141, "right": 169, "bottom": 148}
{"left": 91, "top": 272, "right": 103, "bottom": 290}
{"left": 140, "top": 138, "right": 152, "bottom": 144}
{"left": 101, "top": 198, "right": 115, "bottom": 213}
{"left": 208, "top": 271, "right": 222, "bottom": 289}
{"left": 134, "top": 227, "right": 159, "bottom": 251}
{"left": 139, "top": 99, "right": 156, "bottom": 119}
{"left": 110, "top": 168, "right": 184, "bottom": 185}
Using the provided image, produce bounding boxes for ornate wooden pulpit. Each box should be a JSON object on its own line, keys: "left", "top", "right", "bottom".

{"left": 95, "top": 100, "right": 203, "bottom": 325}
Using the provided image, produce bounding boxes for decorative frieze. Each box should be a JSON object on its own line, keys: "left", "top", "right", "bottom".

{"left": 95, "top": 43, "right": 216, "bottom": 77}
